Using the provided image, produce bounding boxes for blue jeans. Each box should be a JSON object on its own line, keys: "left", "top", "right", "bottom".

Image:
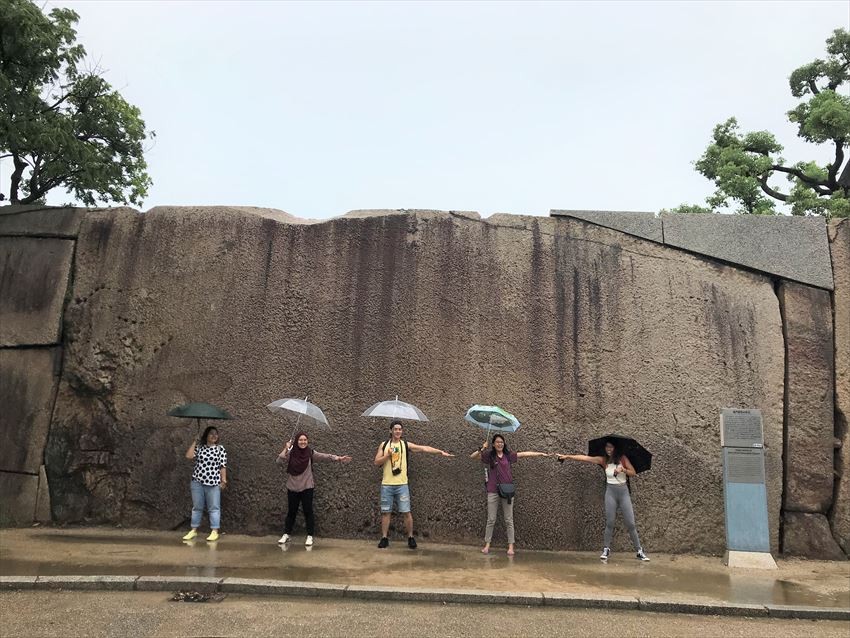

{"left": 380, "top": 484, "right": 411, "bottom": 513}
{"left": 190, "top": 480, "right": 221, "bottom": 529}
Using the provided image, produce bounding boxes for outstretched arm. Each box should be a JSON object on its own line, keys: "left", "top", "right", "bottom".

{"left": 556, "top": 454, "right": 605, "bottom": 466}
{"left": 469, "top": 441, "right": 489, "bottom": 459}
{"left": 313, "top": 451, "right": 353, "bottom": 463}
{"left": 408, "top": 442, "right": 455, "bottom": 457}
{"left": 517, "top": 451, "right": 550, "bottom": 459}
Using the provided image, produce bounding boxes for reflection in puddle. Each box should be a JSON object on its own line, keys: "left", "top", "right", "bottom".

{"left": 3, "top": 533, "right": 848, "bottom": 609}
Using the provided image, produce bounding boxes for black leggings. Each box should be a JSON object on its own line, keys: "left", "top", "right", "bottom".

{"left": 284, "top": 488, "right": 315, "bottom": 535}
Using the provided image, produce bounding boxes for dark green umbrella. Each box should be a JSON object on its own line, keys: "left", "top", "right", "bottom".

{"left": 168, "top": 402, "right": 233, "bottom": 436}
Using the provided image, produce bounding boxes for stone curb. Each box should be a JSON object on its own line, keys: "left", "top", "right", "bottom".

{"left": 0, "top": 575, "right": 847, "bottom": 620}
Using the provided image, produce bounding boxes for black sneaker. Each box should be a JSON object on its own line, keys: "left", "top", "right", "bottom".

{"left": 377, "top": 537, "right": 389, "bottom": 549}
{"left": 407, "top": 536, "right": 417, "bottom": 549}
{"left": 636, "top": 549, "right": 650, "bottom": 561}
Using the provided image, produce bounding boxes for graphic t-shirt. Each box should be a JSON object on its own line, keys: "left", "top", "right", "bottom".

{"left": 381, "top": 440, "right": 408, "bottom": 486}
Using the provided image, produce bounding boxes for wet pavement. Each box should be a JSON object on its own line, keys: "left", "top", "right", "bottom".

{"left": 1, "top": 527, "right": 848, "bottom": 609}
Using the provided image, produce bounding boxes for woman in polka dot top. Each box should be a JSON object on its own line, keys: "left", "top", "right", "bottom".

{"left": 181, "top": 426, "right": 228, "bottom": 542}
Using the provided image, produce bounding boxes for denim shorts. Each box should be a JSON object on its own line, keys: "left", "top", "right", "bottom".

{"left": 380, "top": 484, "right": 411, "bottom": 513}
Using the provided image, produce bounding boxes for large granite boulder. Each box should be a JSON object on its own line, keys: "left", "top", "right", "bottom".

{"left": 45, "top": 208, "right": 784, "bottom": 552}
{"left": 829, "top": 219, "right": 850, "bottom": 556}
{"left": 0, "top": 237, "right": 74, "bottom": 346}
{"left": 782, "top": 512, "right": 845, "bottom": 560}
{"left": 777, "top": 282, "right": 834, "bottom": 513}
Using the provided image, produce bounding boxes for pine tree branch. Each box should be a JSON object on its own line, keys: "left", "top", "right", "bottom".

{"left": 758, "top": 175, "right": 789, "bottom": 202}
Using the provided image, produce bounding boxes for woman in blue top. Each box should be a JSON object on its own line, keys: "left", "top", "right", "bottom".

{"left": 469, "top": 433, "right": 549, "bottom": 555}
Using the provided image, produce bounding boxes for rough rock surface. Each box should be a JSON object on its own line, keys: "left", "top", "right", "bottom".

{"left": 0, "top": 348, "right": 61, "bottom": 473}
{"left": 828, "top": 219, "right": 850, "bottom": 555}
{"left": 44, "top": 208, "right": 784, "bottom": 553}
{"left": 550, "top": 210, "right": 663, "bottom": 242}
{"left": 662, "top": 213, "right": 833, "bottom": 290}
{"left": 782, "top": 512, "right": 846, "bottom": 560}
{"left": 0, "top": 472, "right": 38, "bottom": 526}
{"left": 0, "top": 237, "right": 74, "bottom": 346}
{"left": 778, "top": 282, "right": 835, "bottom": 513}
{"left": 0, "top": 205, "right": 86, "bottom": 238}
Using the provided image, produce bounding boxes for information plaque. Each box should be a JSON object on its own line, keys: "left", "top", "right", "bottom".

{"left": 720, "top": 408, "right": 764, "bottom": 448}
{"left": 720, "top": 408, "right": 776, "bottom": 568}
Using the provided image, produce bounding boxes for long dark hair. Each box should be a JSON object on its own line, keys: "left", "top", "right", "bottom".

{"left": 488, "top": 433, "right": 510, "bottom": 468}
{"left": 603, "top": 439, "right": 623, "bottom": 465}
{"left": 200, "top": 426, "right": 218, "bottom": 446}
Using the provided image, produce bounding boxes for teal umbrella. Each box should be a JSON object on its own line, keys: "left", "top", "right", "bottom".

{"left": 168, "top": 402, "right": 233, "bottom": 435}
{"left": 464, "top": 405, "right": 520, "bottom": 439}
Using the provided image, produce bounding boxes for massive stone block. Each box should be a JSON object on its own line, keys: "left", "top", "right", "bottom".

{"left": 661, "top": 213, "right": 833, "bottom": 290}
{"left": 0, "top": 205, "right": 87, "bottom": 238}
{"left": 549, "top": 210, "right": 663, "bottom": 242}
{"left": 0, "top": 348, "right": 61, "bottom": 474}
{"left": 778, "top": 282, "right": 834, "bottom": 514}
{"left": 47, "top": 208, "right": 784, "bottom": 553}
{"left": 0, "top": 471, "right": 39, "bottom": 527}
{"left": 829, "top": 219, "right": 850, "bottom": 555}
{"left": 782, "top": 512, "right": 845, "bottom": 560}
{"left": 0, "top": 237, "right": 74, "bottom": 346}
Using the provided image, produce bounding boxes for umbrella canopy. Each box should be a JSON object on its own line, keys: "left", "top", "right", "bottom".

{"left": 266, "top": 397, "right": 330, "bottom": 428}
{"left": 588, "top": 434, "right": 652, "bottom": 474}
{"left": 167, "top": 402, "right": 233, "bottom": 420}
{"left": 361, "top": 396, "right": 429, "bottom": 422}
{"left": 464, "top": 405, "right": 520, "bottom": 433}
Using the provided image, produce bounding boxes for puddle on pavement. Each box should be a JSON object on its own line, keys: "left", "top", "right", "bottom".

{"left": 3, "top": 535, "right": 849, "bottom": 609}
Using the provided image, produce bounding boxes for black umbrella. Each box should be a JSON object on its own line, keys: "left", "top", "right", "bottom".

{"left": 588, "top": 434, "right": 652, "bottom": 474}
{"left": 167, "top": 402, "right": 233, "bottom": 436}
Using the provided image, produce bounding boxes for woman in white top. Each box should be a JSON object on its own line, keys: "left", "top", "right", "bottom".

{"left": 557, "top": 439, "right": 650, "bottom": 562}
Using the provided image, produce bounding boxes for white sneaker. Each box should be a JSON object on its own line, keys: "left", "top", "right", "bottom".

{"left": 305, "top": 535, "right": 314, "bottom": 546}
{"left": 277, "top": 534, "right": 290, "bottom": 544}
{"left": 636, "top": 549, "right": 650, "bottom": 561}
{"left": 600, "top": 547, "right": 610, "bottom": 561}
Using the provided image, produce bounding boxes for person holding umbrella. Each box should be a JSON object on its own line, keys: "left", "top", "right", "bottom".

{"left": 182, "top": 425, "right": 228, "bottom": 542}
{"left": 556, "top": 436, "right": 651, "bottom": 561}
{"left": 470, "top": 433, "right": 550, "bottom": 556}
{"left": 276, "top": 431, "right": 352, "bottom": 546}
{"left": 374, "top": 420, "right": 455, "bottom": 549}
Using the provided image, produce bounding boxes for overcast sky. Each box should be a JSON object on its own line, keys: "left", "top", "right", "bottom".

{"left": 8, "top": 1, "right": 850, "bottom": 218}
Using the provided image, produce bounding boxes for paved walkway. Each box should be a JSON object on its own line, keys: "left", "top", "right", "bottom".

{"left": 1, "top": 527, "right": 848, "bottom": 619}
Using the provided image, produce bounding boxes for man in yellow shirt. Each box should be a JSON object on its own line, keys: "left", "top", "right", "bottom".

{"left": 373, "top": 421, "right": 454, "bottom": 549}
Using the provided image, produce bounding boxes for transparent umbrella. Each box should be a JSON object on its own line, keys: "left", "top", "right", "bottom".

{"left": 267, "top": 396, "right": 331, "bottom": 442}
{"left": 361, "top": 396, "right": 429, "bottom": 422}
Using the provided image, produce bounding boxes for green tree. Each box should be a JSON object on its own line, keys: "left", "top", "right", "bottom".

{"left": 0, "top": 0, "right": 153, "bottom": 206}
{"left": 666, "top": 28, "right": 850, "bottom": 219}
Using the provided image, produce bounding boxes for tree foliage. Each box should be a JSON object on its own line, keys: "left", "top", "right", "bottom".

{"left": 666, "top": 28, "right": 850, "bottom": 219}
{"left": 0, "top": 0, "right": 153, "bottom": 206}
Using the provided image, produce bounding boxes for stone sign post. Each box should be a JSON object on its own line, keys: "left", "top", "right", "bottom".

{"left": 720, "top": 408, "right": 777, "bottom": 569}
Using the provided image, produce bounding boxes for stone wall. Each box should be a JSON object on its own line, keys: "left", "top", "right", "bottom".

{"left": 0, "top": 206, "right": 82, "bottom": 525}
{"left": 0, "top": 205, "right": 845, "bottom": 559}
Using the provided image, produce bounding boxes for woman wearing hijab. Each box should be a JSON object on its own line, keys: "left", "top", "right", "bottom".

{"left": 276, "top": 431, "right": 352, "bottom": 546}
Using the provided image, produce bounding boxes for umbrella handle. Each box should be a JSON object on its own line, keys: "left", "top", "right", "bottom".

{"left": 289, "top": 411, "right": 304, "bottom": 445}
